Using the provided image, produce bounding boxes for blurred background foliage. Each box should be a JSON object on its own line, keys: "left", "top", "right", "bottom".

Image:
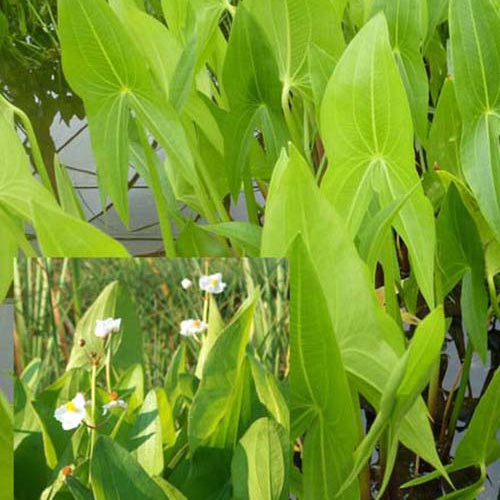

{"left": 13, "top": 258, "right": 288, "bottom": 392}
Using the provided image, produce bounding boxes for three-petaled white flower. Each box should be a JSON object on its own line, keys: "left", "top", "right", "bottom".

{"left": 54, "top": 393, "right": 87, "bottom": 430}
{"left": 199, "top": 273, "right": 226, "bottom": 294}
{"left": 181, "top": 278, "right": 193, "bottom": 289}
{"left": 180, "top": 318, "right": 208, "bottom": 337}
{"left": 95, "top": 317, "right": 122, "bottom": 338}
{"left": 102, "top": 392, "right": 128, "bottom": 415}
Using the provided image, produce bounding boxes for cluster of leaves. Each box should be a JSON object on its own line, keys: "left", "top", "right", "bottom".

{"left": 14, "top": 275, "right": 289, "bottom": 500}
{"left": 13, "top": 258, "right": 288, "bottom": 390}
{"left": 0, "top": 0, "right": 499, "bottom": 498}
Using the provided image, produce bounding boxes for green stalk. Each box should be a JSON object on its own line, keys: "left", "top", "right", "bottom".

{"left": 202, "top": 260, "right": 210, "bottom": 324}
{"left": 243, "top": 176, "right": 259, "bottom": 226}
{"left": 427, "top": 360, "right": 440, "bottom": 424}
{"left": 192, "top": 149, "right": 231, "bottom": 224}
{"left": 445, "top": 342, "right": 473, "bottom": 458}
{"left": 136, "top": 122, "right": 177, "bottom": 256}
{"left": 70, "top": 260, "right": 81, "bottom": 320}
{"left": 226, "top": 1, "right": 236, "bottom": 17}
{"left": 45, "top": 259, "right": 60, "bottom": 379}
{"left": 13, "top": 261, "right": 27, "bottom": 371}
{"left": 105, "top": 341, "right": 112, "bottom": 394}
{"left": 350, "top": 382, "right": 371, "bottom": 500}
{"left": 90, "top": 362, "right": 97, "bottom": 460}
{"left": 487, "top": 274, "right": 500, "bottom": 318}
{"left": 281, "top": 83, "right": 303, "bottom": 152}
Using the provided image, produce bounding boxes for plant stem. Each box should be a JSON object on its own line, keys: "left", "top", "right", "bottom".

{"left": 105, "top": 341, "right": 112, "bottom": 394}
{"left": 202, "top": 260, "right": 210, "bottom": 324}
{"left": 244, "top": 176, "right": 259, "bottom": 226}
{"left": 90, "top": 362, "right": 97, "bottom": 460}
{"left": 226, "top": 2, "right": 236, "bottom": 17}
{"left": 445, "top": 342, "right": 473, "bottom": 459}
{"left": 136, "top": 122, "right": 177, "bottom": 257}
{"left": 427, "top": 359, "right": 440, "bottom": 424}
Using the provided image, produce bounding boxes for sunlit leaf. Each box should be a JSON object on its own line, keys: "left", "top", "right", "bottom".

{"left": 289, "top": 237, "right": 359, "bottom": 499}
{"left": 450, "top": 0, "right": 500, "bottom": 239}
{"left": 188, "top": 293, "right": 258, "bottom": 452}
{"left": 231, "top": 417, "right": 288, "bottom": 500}
{"left": 91, "top": 436, "right": 168, "bottom": 500}
{"left": 261, "top": 144, "right": 444, "bottom": 479}
{"left": 320, "top": 13, "right": 436, "bottom": 307}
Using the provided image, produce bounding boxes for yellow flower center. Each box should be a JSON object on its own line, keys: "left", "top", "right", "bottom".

{"left": 66, "top": 402, "right": 77, "bottom": 412}
{"left": 193, "top": 320, "right": 200, "bottom": 328}
{"left": 210, "top": 278, "right": 219, "bottom": 286}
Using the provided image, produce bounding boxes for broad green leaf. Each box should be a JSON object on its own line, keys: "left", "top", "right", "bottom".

{"left": 261, "top": 144, "right": 444, "bottom": 475}
{"left": 403, "top": 366, "right": 500, "bottom": 491}
{"left": 178, "top": 447, "right": 233, "bottom": 500}
{"left": 15, "top": 378, "right": 59, "bottom": 470}
{"left": 308, "top": 43, "right": 339, "bottom": 111}
{"left": 0, "top": 100, "right": 125, "bottom": 261}
{"left": 91, "top": 436, "right": 168, "bottom": 500}
{"left": 20, "top": 358, "right": 42, "bottom": 393}
{"left": 222, "top": 5, "right": 288, "bottom": 197}
{"left": 164, "top": 344, "right": 186, "bottom": 411}
{"left": 129, "top": 389, "right": 164, "bottom": 476}
{"left": 66, "top": 282, "right": 142, "bottom": 371}
{"left": 58, "top": 0, "right": 195, "bottom": 223}
{"left": 428, "top": 77, "right": 462, "bottom": 177}
{"left": 200, "top": 222, "right": 262, "bottom": 257}
{"left": 176, "top": 220, "right": 229, "bottom": 257}
{"left": 357, "top": 185, "right": 419, "bottom": 278}
{"left": 161, "top": 0, "right": 226, "bottom": 68}
{"left": 449, "top": 0, "right": 500, "bottom": 239}
{"left": 117, "top": 364, "right": 144, "bottom": 413}
{"left": 231, "top": 418, "right": 288, "bottom": 500}
{"left": 339, "top": 306, "right": 447, "bottom": 496}
{"left": 395, "top": 306, "right": 446, "bottom": 415}
{"left": 195, "top": 295, "right": 224, "bottom": 379}
{"left": 289, "top": 237, "right": 359, "bottom": 499}
{"left": 425, "top": 30, "right": 448, "bottom": 105}
{"left": 320, "top": 13, "right": 436, "bottom": 307}
{"left": 54, "top": 159, "right": 85, "bottom": 219}
{"left": 0, "top": 391, "right": 13, "bottom": 500}
{"left": 110, "top": 0, "right": 182, "bottom": 99}
{"left": 436, "top": 186, "right": 488, "bottom": 360}
{"left": 247, "top": 0, "right": 345, "bottom": 95}
{"left": 156, "top": 388, "right": 176, "bottom": 448}
{"left": 453, "top": 364, "right": 500, "bottom": 469}
{"left": 424, "top": 0, "right": 448, "bottom": 50}
{"left": 188, "top": 293, "right": 258, "bottom": 452}
{"left": 31, "top": 202, "right": 129, "bottom": 257}
{"left": 14, "top": 433, "right": 48, "bottom": 500}
{"left": 0, "top": 208, "right": 29, "bottom": 302}
{"left": 248, "top": 356, "right": 289, "bottom": 432}
{"left": 371, "top": 0, "right": 429, "bottom": 141}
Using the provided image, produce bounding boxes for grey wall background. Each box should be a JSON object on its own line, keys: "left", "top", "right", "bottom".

{"left": 0, "top": 303, "right": 13, "bottom": 400}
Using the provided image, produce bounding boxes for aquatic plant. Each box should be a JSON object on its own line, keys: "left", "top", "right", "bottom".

{"left": 1, "top": 0, "right": 499, "bottom": 498}
{"left": 14, "top": 260, "right": 289, "bottom": 499}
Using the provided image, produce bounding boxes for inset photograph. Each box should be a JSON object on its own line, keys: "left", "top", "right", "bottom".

{"left": 13, "top": 258, "right": 289, "bottom": 500}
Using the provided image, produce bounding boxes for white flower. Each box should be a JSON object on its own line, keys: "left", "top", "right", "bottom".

{"left": 181, "top": 278, "right": 193, "bottom": 289}
{"left": 102, "top": 393, "right": 128, "bottom": 415}
{"left": 54, "top": 393, "right": 87, "bottom": 430}
{"left": 199, "top": 273, "right": 227, "bottom": 294}
{"left": 95, "top": 317, "right": 122, "bottom": 338}
{"left": 180, "top": 318, "right": 208, "bottom": 337}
